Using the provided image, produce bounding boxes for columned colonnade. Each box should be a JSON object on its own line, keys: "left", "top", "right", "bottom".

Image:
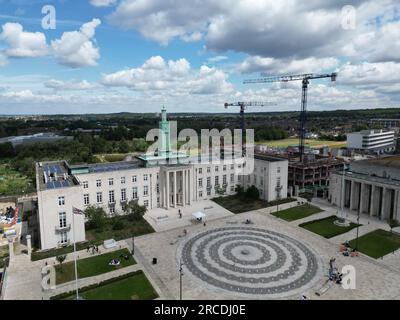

{"left": 343, "top": 179, "right": 399, "bottom": 220}
{"left": 160, "top": 166, "right": 192, "bottom": 209}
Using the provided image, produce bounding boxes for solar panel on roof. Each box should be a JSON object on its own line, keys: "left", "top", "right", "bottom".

{"left": 62, "top": 180, "right": 69, "bottom": 187}
{"left": 54, "top": 181, "right": 62, "bottom": 188}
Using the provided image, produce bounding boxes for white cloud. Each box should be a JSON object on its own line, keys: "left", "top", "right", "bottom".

{"left": 90, "top": 0, "right": 117, "bottom": 7}
{"left": 0, "top": 22, "right": 48, "bottom": 57}
{"left": 45, "top": 79, "right": 98, "bottom": 91}
{"left": 108, "top": 0, "right": 225, "bottom": 45}
{"left": 101, "top": 56, "right": 233, "bottom": 95}
{"left": 239, "top": 56, "right": 339, "bottom": 75}
{"left": 207, "top": 55, "right": 228, "bottom": 63}
{"left": 51, "top": 19, "right": 101, "bottom": 68}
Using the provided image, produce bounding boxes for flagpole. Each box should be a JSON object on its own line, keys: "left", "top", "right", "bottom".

{"left": 72, "top": 207, "right": 79, "bottom": 300}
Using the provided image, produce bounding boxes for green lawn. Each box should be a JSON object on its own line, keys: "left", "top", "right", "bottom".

{"left": 212, "top": 195, "right": 295, "bottom": 214}
{"left": 61, "top": 271, "right": 158, "bottom": 300}
{"left": 272, "top": 204, "right": 322, "bottom": 221}
{"left": 86, "top": 215, "right": 154, "bottom": 242}
{"left": 258, "top": 138, "right": 346, "bottom": 149}
{"left": 349, "top": 229, "right": 400, "bottom": 259}
{"left": 300, "top": 216, "right": 360, "bottom": 239}
{"left": 55, "top": 248, "right": 135, "bottom": 285}
{"left": 0, "top": 163, "right": 33, "bottom": 196}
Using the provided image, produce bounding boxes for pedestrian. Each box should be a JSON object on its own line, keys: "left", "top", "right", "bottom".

{"left": 203, "top": 221, "right": 206, "bottom": 227}
{"left": 178, "top": 209, "right": 182, "bottom": 219}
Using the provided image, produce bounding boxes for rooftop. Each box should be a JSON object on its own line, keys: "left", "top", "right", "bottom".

{"left": 358, "top": 156, "right": 400, "bottom": 169}
{"left": 37, "top": 161, "right": 78, "bottom": 191}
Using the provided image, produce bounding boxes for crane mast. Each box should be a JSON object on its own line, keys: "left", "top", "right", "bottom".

{"left": 224, "top": 101, "right": 276, "bottom": 155}
{"left": 243, "top": 73, "right": 337, "bottom": 162}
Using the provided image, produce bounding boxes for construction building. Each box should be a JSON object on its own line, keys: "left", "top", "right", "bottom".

{"left": 288, "top": 155, "right": 345, "bottom": 197}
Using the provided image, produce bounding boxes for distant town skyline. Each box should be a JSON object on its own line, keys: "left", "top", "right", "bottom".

{"left": 0, "top": 0, "right": 399, "bottom": 114}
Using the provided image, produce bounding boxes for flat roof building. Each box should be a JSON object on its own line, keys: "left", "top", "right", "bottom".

{"left": 347, "top": 129, "right": 395, "bottom": 154}
{"left": 329, "top": 156, "right": 400, "bottom": 221}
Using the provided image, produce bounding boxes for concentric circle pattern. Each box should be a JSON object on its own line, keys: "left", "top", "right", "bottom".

{"left": 179, "top": 227, "right": 321, "bottom": 298}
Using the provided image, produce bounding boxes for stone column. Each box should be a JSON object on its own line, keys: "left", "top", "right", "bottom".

{"left": 380, "top": 187, "right": 386, "bottom": 220}
{"left": 188, "top": 169, "right": 191, "bottom": 205}
{"left": 26, "top": 234, "right": 32, "bottom": 258}
{"left": 182, "top": 170, "right": 186, "bottom": 206}
{"left": 166, "top": 171, "right": 170, "bottom": 209}
{"left": 173, "top": 171, "right": 177, "bottom": 208}
{"left": 392, "top": 189, "right": 398, "bottom": 221}
{"left": 349, "top": 180, "right": 354, "bottom": 210}
{"left": 8, "top": 238, "right": 14, "bottom": 262}
{"left": 369, "top": 185, "right": 376, "bottom": 217}
{"left": 359, "top": 183, "right": 366, "bottom": 214}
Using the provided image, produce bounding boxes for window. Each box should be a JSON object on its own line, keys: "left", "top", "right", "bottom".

{"left": 223, "top": 165, "right": 227, "bottom": 171}
{"left": 254, "top": 175, "right": 257, "bottom": 184}
{"left": 230, "top": 164, "right": 234, "bottom": 170}
{"left": 144, "top": 174, "right": 148, "bottom": 181}
{"left": 260, "top": 177, "right": 264, "bottom": 186}
{"left": 277, "top": 177, "right": 281, "bottom": 187}
{"left": 58, "top": 196, "right": 65, "bottom": 206}
{"left": 121, "top": 188, "right": 126, "bottom": 201}
{"left": 277, "top": 167, "right": 281, "bottom": 173}
{"left": 207, "top": 189, "right": 211, "bottom": 196}
{"left": 143, "top": 186, "right": 149, "bottom": 196}
{"left": 199, "top": 168, "right": 202, "bottom": 174}
{"left": 198, "top": 178, "right": 203, "bottom": 187}
{"left": 110, "top": 206, "right": 115, "bottom": 215}
{"left": 60, "top": 231, "right": 68, "bottom": 244}
{"left": 230, "top": 185, "right": 235, "bottom": 192}
{"left": 83, "top": 181, "right": 88, "bottom": 189}
{"left": 207, "top": 167, "right": 211, "bottom": 173}
{"left": 215, "top": 176, "right": 219, "bottom": 185}
{"left": 132, "top": 175, "right": 137, "bottom": 183}
{"left": 144, "top": 200, "right": 149, "bottom": 208}
{"left": 247, "top": 175, "right": 251, "bottom": 182}
{"left": 84, "top": 194, "right": 90, "bottom": 205}
{"left": 199, "top": 190, "right": 203, "bottom": 197}
{"left": 121, "top": 177, "right": 126, "bottom": 184}
{"left": 156, "top": 183, "right": 159, "bottom": 194}
{"left": 96, "top": 179, "right": 102, "bottom": 187}
{"left": 230, "top": 173, "right": 234, "bottom": 183}
{"left": 109, "top": 178, "right": 114, "bottom": 186}
{"left": 109, "top": 190, "right": 115, "bottom": 203}
{"left": 132, "top": 187, "right": 138, "bottom": 199}
{"left": 59, "top": 212, "right": 66, "bottom": 228}
{"left": 215, "top": 166, "right": 219, "bottom": 172}
{"left": 223, "top": 175, "right": 227, "bottom": 185}
{"left": 207, "top": 177, "right": 211, "bottom": 187}
{"left": 97, "top": 192, "right": 103, "bottom": 204}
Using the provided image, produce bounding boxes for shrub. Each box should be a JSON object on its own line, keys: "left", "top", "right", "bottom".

{"left": 245, "top": 185, "right": 260, "bottom": 200}
{"left": 112, "top": 219, "right": 125, "bottom": 230}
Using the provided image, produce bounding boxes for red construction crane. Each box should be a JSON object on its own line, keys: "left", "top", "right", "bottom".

{"left": 244, "top": 73, "right": 337, "bottom": 162}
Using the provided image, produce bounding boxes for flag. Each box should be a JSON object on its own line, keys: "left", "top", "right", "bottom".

{"left": 73, "top": 207, "right": 84, "bottom": 215}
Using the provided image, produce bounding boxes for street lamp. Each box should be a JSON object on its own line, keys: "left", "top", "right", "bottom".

{"left": 179, "top": 259, "right": 184, "bottom": 300}
{"left": 131, "top": 235, "right": 135, "bottom": 256}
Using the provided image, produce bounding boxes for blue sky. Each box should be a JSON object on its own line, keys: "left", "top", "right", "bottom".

{"left": 0, "top": 0, "right": 399, "bottom": 114}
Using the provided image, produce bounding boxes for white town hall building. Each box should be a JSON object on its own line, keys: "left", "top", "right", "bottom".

{"left": 36, "top": 108, "right": 288, "bottom": 249}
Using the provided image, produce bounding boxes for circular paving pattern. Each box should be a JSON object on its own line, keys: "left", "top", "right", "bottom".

{"left": 179, "top": 226, "right": 323, "bottom": 298}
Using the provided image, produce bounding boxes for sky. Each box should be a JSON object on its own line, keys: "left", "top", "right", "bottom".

{"left": 0, "top": 0, "right": 399, "bottom": 114}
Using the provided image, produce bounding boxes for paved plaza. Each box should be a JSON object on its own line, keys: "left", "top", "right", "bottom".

{"left": 134, "top": 207, "right": 400, "bottom": 300}
{"left": 178, "top": 226, "right": 323, "bottom": 298}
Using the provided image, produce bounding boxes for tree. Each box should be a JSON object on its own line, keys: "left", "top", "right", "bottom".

{"left": 0, "top": 142, "right": 14, "bottom": 158}
{"left": 246, "top": 185, "right": 260, "bottom": 200}
{"left": 123, "top": 200, "right": 147, "bottom": 221}
{"left": 56, "top": 254, "right": 67, "bottom": 271}
{"left": 85, "top": 206, "right": 107, "bottom": 230}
